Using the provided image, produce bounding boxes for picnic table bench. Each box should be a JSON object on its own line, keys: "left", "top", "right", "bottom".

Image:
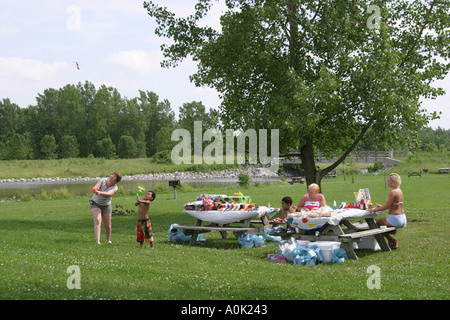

{"left": 338, "top": 226, "right": 397, "bottom": 259}
{"left": 174, "top": 215, "right": 270, "bottom": 245}
{"left": 438, "top": 168, "right": 450, "bottom": 173}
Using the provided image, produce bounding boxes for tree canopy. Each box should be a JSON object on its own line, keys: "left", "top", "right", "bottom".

{"left": 144, "top": 0, "right": 450, "bottom": 186}
{"left": 0, "top": 82, "right": 213, "bottom": 160}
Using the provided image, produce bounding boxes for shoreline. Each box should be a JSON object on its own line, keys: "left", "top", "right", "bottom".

{"left": 0, "top": 167, "right": 279, "bottom": 183}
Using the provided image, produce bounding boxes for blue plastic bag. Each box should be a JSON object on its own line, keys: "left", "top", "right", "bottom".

{"left": 238, "top": 233, "right": 254, "bottom": 248}
{"left": 262, "top": 227, "right": 282, "bottom": 242}
{"left": 330, "top": 248, "right": 347, "bottom": 264}
{"left": 168, "top": 224, "right": 206, "bottom": 243}
{"left": 308, "top": 244, "right": 324, "bottom": 263}
{"left": 238, "top": 232, "right": 267, "bottom": 248}
{"left": 291, "top": 246, "right": 318, "bottom": 267}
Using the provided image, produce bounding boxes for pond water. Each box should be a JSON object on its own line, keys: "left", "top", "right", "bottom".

{"left": 0, "top": 177, "right": 281, "bottom": 199}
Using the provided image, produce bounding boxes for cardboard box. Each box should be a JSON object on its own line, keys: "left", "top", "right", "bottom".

{"left": 357, "top": 236, "right": 381, "bottom": 251}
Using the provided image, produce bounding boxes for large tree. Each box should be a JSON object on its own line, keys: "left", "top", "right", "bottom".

{"left": 144, "top": 0, "right": 449, "bottom": 186}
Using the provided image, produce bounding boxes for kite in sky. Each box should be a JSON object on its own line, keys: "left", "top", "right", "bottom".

{"left": 75, "top": 61, "right": 80, "bottom": 70}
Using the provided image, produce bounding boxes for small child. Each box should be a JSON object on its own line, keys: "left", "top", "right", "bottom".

{"left": 281, "top": 196, "right": 297, "bottom": 219}
{"left": 135, "top": 190, "right": 156, "bottom": 248}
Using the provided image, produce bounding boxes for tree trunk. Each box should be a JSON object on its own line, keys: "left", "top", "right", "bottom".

{"left": 299, "top": 138, "right": 320, "bottom": 189}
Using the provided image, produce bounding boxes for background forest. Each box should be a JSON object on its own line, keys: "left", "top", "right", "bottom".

{"left": 0, "top": 81, "right": 218, "bottom": 161}
{"left": 0, "top": 80, "right": 448, "bottom": 161}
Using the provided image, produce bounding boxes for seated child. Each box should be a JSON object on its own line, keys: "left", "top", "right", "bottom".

{"left": 281, "top": 196, "right": 297, "bottom": 219}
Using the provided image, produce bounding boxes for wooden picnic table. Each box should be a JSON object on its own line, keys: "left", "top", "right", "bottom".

{"left": 282, "top": 209, "right": 397, "bottom": 260}
{"left": 288, "top": 176, "right": 305, "bottom": 184}
{"left": 294, "top": 217, "right": 396, "bottom": 260}
{"left": 173, "top": 215, "right": 270, "bottom": 245}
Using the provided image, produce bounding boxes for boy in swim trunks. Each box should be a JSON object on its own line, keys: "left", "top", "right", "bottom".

{"left": 135, "top": 190, "right": 156, "bottom": 248}
{"left": 281, "top": 196, "right": 297, "bottom": 219}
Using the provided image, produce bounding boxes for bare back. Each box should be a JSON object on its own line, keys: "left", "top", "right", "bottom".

{"left": 388, "top": 188, "right": 404, "bottom": 215}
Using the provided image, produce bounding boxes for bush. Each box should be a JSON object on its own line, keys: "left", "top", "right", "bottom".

{"left": 97, "top": 137, "right": 116, "bottom": 159}
{"left": 151, "top": 150, "right": 173, "bottom": 164}
{"left": 40, "top": 134, "right": 58, "bottom": 159}
{"left": 50, "top": 187, "right": 72, "bottom": 200}
{"left": 238, "top": 172, "right": 251, "bottom": 188}
{"left": 368, "top": 161, "right": 385, "bottom": 173}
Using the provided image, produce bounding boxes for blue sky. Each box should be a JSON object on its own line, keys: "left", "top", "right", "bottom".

{"left": 1, "top": 0, "right": 448, "bottom": 129}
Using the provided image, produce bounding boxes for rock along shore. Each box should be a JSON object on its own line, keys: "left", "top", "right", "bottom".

{"left": 0, "top": 167, "right": 279, "bottom": 183}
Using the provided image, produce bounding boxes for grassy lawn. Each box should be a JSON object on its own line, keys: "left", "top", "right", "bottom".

{"left": 0, "top": 173, "right": 448, "bottom": 300}
{"left": 0, "top": 158, "right": 238, "bottom": 180}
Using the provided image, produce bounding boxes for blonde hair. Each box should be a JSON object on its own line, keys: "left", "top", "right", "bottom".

{"left": 308, "top": 183, "right": 320, "bottom": 193}
{"left": 388, "top": 173, "right": 401, "bottom": 187}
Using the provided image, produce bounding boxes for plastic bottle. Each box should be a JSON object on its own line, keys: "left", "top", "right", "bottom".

{"left": 333, "top": 200, "right": 337, "bottom": 210}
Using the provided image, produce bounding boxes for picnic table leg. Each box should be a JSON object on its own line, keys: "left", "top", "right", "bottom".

{"left": 218, "top": 224, "right": 229, "bottom": 239}
{"left": 260, "top": 215, "right": 269, "bottom": 227}
{"left": 330, "top": 224, "right": 359, "bottom": 260}
{"left": 242, "top": 218, "right": 252, "bottom": 228}
{"left": 189, "top": 219, "right": 203, "bottom": 245}
{"left": 340, "top": 242, "right": 358, "bottom": 260}
{"left": 365, "top": 218, "right": 391, "bottom": 252}
{"left": 233, "top": 218, "right": 253, "bottom": 239}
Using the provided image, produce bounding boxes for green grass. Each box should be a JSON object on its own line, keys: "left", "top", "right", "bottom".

{"left": 0, "top": 157, "right": 238, "bottom": 180}
{"left": 0, "top": 174, "right": 448, "bottom": 300}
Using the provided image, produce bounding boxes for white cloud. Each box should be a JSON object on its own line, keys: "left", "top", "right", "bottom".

{"left": 422, "top": 74, "right": 450, "bottom": 129}
{"left": 193, "top": 86, "right": 222, "bottom": 109}
{"left": 0, "top": 57, "right": 68, "bottom": 81}
{"left": 0, "top": 24, "right": 20, "bottom": 37}
{"left": 105, "top": 50, "right": 163, "bottom": 75}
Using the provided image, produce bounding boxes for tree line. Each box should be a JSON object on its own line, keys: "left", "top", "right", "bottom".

{"left": 0, "top": 80, "right": 447, "bottom": 161}
{"left": 0, "top": 81, "right": 218, "bottom": 160}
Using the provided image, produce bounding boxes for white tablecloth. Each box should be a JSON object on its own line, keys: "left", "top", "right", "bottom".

{"left": 286, "top": 208, "right": 382, "bottom": 230}
{"left": 184, "top": 206, "right": 278, "bottom": 224}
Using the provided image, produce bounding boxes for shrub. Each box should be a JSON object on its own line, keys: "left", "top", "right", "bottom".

{"left": 152, "top": 150, "right": 173, "bottom": 164}
{"left": 97, "top": 137, "right": 116, "bottom": 159}
{"left": 368, "top": 161, "right": 385, "bottom": 173}
{"left": 50, "top": 187, "right": 71, "bottom": 199}
{"left": 40, "top": 134, "right": 58, "bottom": 160}
{"left": 238, "top": 172, "right": 251, "bottom": 188}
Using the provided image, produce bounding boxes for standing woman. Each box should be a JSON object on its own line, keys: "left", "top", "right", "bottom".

{"left": 90, "top": 171, "right": 122, "bottom": 244}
